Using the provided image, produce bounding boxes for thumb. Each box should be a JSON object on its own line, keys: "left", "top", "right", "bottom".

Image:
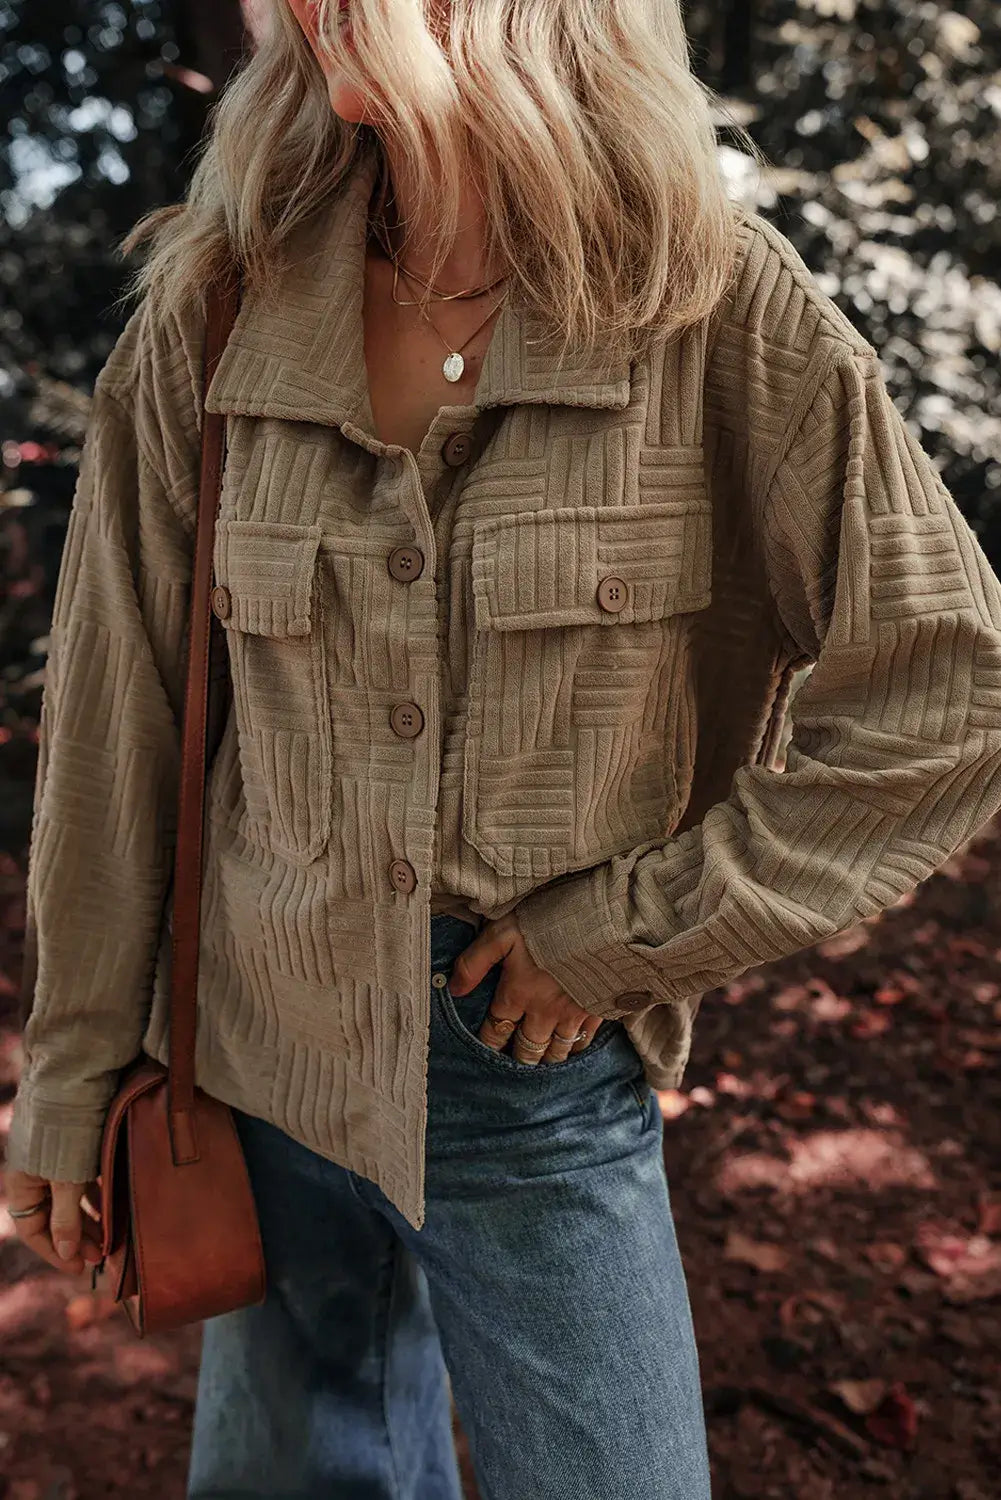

{"left": 49, "top": 1181, "right": 85, "bottom": 1263}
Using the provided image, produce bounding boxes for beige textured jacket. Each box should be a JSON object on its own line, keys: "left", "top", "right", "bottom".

{"left": 10, "top": 144, "right": 1001, "bottom": 1229}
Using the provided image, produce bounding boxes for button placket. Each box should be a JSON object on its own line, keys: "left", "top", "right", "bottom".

{"left": 383, "top": 425, "right": 481, "bottom": 905}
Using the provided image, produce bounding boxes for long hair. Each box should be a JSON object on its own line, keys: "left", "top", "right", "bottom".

{"left": 119, "top": 0, "right": 769, "bottom": 368}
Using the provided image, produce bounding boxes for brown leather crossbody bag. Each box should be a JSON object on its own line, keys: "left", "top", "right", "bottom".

{"left": 88, "top": 270, "right": 266, "bottom": 1337}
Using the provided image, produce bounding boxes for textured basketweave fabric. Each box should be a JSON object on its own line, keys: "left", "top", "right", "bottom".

{"left": 10, "top": 142, "right": 1001, "bottom": 1228}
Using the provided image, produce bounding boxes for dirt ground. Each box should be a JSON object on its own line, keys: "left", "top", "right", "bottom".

{"left": 1, "top": 818, "right": 999, "bottom": 1500}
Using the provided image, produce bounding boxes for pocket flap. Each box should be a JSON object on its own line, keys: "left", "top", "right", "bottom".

{"left": 214, "top": 520, "right": 322, "bottom": 636}
{"left": 470, "top": 503, "right": 711, "bottom": 632}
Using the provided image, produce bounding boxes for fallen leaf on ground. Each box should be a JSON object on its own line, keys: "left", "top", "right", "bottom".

{"left": 864, "top": 1241, "right": 907, "bottom": 1273}
{"left": 778, "top": 1289, "right": 845, "bottom": 1330}
{"left": 810, "top": 991, "right": 853, "bottom": 1022}
{"left": 960, "top": 1049, "right": 993, "bottom": 1069}
{"left": 715, "top": 1071, "right": 751, "bottom": 1097}
{"left": 775, "top": 1090, "right": 816, "bottom": 1120}
{"left": 724, "top": 1231, "right": 790, "bottom": 1273}
{"left": 944, "top": 1261, "right": 1001, "bottom": 1304}
{"left": 864, "top": 1382, "right": 918, "bottom": 1450}
{"left": 830, "top": 1377, "right": 888, "bottom": 1415}
{"left": 915, "top": 1221, "right": 1001, "bottom": 1300}
{"left": 851, "top": 1010, "right": 892, "bottom": 1039}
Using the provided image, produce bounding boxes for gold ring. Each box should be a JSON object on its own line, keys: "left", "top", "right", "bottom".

{"left": 513, "top": 1024, "right": 550, "bottom": 1053}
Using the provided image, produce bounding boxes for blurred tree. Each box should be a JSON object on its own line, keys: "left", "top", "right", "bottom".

{"left": 690, "top": 0, "right": 1001, "bottom": 558}
{"left": 0, "top": 0, "right": 247, "bottom": 853}
{"left": 0, "top": 0, "right": 247, "bottom": 406}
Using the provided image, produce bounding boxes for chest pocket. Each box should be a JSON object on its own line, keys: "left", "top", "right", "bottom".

{"left": 213, "top": 519, "right": 332, "bottom": 865}
{"left": 462, "top": 501, "right": 712, "bottom": 881}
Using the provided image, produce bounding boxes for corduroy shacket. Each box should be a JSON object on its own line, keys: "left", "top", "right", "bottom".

{"left": 10, "top": 142, "right": 1001, "bottom": 1230}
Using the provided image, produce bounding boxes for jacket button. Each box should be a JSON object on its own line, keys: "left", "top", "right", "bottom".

{"left": 441, "top": 432, "right": 474, "bottom": 467}
{"left": 387, "top": 545, "right": 424, "bottom": 582}
{"left": 389, "top": 859, "right": 417, "bottom": 895}
{"left": 614, "top": 991, "right": 651, "bottom": 1008}
{"left": 389, "top": 702, "right": 424, "bottom": 738}
{"left": 210, "top": 584, "right": 232, "bottom": 620}
{"left": 596, "top": 575, "right": 628, "bottom": 613}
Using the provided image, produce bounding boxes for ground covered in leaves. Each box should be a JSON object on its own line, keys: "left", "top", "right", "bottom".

{"left": 1, "top": 814, "right": 999, "bottom": 1500}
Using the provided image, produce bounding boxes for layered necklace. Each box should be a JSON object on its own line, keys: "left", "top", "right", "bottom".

{"left": 366, "top": 162, "right": 510, "bottom": 383}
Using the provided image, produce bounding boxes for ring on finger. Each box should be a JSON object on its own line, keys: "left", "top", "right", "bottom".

{"left": 8, "top": 1197, "right": 52, "bottom": 1221}
{"left": 485, "top": 1010, "right": 518, "bottom": 1034}
{"left": 554, "top": 1029, "right": 587, "bottom": 1045}
{"left": 513, "top": 1025, "right": 551, "bottom": 1053}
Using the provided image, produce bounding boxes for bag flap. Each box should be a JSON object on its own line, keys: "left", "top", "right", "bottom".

{"left": 97, "top": 1059, "right": 166, "bottom": 1258}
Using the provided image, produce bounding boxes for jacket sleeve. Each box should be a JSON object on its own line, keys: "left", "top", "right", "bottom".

{"left": 514, "top": 343, "right": 1001, "bottom": 1019}
{"left": 5, "top": 306, "right": 199, "bottom": 1183}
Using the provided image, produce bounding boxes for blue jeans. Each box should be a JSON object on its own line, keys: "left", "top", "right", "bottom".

{"left": 186, "top": 915, "right": 711, "bottom": 1499}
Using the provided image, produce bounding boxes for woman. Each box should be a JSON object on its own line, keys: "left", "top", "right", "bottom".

{"left": 7, "top": 2, "right": 1001, "bottom": 1496}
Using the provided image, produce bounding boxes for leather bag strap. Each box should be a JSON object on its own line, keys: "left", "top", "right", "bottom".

{"left": 167, "top": 268, "right": 241, "bottom": 1164}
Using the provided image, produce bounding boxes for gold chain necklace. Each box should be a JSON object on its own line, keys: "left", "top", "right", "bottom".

{"left": 369, "top": 209, "right": 510, "bottom": 384}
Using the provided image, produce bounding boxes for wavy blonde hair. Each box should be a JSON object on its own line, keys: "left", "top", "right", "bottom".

{"left": 120, "top": 0, "right": 768, "bottom": 367}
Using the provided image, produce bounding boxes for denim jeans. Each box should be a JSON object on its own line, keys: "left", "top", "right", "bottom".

{"left": 186, "top": 915, "right": 711, "bottom": 1499}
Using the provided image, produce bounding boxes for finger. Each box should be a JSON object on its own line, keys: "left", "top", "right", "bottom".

{"left": 543, "top": 1012, "right": 590, "bottom": 1063}
{"left": 476, "top": 998, "right": 522, "bottom": 1052}
{"left": 511, "top": 1011, "right": 557, "bottom": 1066}
{"left": 6, "top": 1195, "right": 51, "bottom": 1234}
{"left": 6, "top": 1181, "right": 52, "bottom": 1219}
{"left": 19, "top": 1223, "right": 89, "bottom": 1277}
{"left": 473, "top": 963, "right": 531, "bottom": 1053}
{"left": 569, "top": 1019, "right": 603, "bottom": 1054}
{"left": 49, "top": 1181, "right": 85, "bottom": 1264}
{"left": 449, "top": 924, "right": 514, "bottom": 998}
{"left": 6, "top": 1179, "right": 90, "bottom": 1276}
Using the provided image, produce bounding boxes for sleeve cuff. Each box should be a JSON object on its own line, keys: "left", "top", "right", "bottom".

{"left": 513, "top": 863, "right": 666, "bottom": 1019}
{"left": 4, "top": 1090, "right": 110, "bottom": 1184}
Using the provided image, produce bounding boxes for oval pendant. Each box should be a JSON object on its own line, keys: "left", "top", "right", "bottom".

{"left": 442, "top": 352, "right": 464, "bottom": 382}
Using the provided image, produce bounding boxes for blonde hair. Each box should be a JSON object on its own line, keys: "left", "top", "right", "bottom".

{"left": 120, "top": 0, "right": 769, "bottom": 368}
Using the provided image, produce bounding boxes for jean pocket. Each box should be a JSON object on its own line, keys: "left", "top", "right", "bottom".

{"left": 627, "top": 1075, "right": 656, "bottom": 1126}
{"left": 436, "top": 974, "right": 622, "bottom": 1077}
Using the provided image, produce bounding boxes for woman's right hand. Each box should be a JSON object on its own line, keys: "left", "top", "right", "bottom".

{"left": 4, "top": 1169, "right": 103, "bottom": 1275}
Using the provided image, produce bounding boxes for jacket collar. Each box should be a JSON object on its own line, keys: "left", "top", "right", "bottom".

{"left": 204, "top": 143, "right": 633, "bottom": 448}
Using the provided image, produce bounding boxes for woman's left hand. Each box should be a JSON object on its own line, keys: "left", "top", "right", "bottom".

{"left": 447, "top": 913, "right": 602, "bottom": 1064}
